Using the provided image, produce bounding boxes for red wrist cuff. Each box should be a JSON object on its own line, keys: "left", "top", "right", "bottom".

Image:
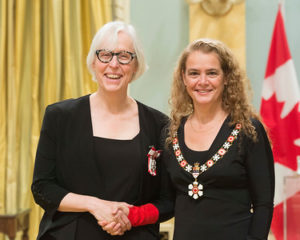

{"left": 128, "top": 203, "right": 159, "bottom": 227}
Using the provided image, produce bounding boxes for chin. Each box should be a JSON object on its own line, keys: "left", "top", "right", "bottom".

{"left": 104, "top": 86, "right": 122, "bottom": 92}
{"left": 104, "top": 83, "right": 127, "bottom": 92}
{"left": 193, "top": 96, "right": 212, "bottom": 103}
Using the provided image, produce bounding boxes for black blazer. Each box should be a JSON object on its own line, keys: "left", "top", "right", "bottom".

{"left": 31, "top": 95, "right": 174, "bottom": 240}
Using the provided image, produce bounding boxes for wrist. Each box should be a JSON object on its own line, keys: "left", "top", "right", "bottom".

{"left": 128, "top": 204, "right": 159, "bottom": 227}
{"left": 86, "top": 196, "right": 104, "bottom": 213}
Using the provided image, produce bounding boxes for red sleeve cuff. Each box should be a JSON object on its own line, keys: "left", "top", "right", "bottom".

{"left": 128, "top": 203, "right": 159, "bottom": 227}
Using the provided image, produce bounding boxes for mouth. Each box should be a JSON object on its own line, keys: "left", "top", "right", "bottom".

{"left": 195, "top": 89, "right": 212, "bottom": 94}
{"left": 105, "top": 73, "right": 123, "bottom": 80}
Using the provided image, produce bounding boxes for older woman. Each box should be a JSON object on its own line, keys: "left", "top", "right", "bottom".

{"left": 163, "top": 39, "right": 275, "bottom": 239}
{"left": 31, "top": 21, "right": 173, "bottom": 240}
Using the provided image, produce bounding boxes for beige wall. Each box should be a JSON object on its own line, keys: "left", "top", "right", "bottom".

{"left": 189, "top": 2, "right": 246, "bottom": 70}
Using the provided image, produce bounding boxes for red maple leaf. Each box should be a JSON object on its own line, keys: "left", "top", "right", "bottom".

{"left": 260, "top": 93, "right": 300, "bottom": 171}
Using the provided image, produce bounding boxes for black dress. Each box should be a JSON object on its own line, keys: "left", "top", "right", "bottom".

{"left": 163, "top": 117, "right": 275, "bottom": 240}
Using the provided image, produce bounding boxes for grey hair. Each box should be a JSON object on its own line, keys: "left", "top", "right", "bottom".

{"left": 86, "top": 21, "right": 147, "bottom": 82}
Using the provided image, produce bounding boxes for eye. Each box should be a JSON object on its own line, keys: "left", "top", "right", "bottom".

{"left": 187, "top": 71, "right": 199, "bottom": 76}
{"left": 118, "top": 52, "right": 131, "bottom": 60}
{"left": 207, "top": 71, "right": 218, "bottom": 76}
{"left": 99, "top": 51, "right": 112, "bottom": 59}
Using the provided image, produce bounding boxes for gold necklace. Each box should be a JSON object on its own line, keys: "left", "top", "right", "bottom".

{"left": 172, "top": 123, "right": 241, "bottom": 199}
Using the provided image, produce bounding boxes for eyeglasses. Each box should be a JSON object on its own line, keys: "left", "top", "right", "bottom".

{"left": 95, "top": 49, "right": 136, "bottom": 65}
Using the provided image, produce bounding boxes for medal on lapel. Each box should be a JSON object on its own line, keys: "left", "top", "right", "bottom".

{"left": 147, "top": 146, "right": 162, "bottom": 176}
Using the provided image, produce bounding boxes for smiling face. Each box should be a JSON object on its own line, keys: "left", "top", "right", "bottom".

{"left": 92, "top": 31, "right": 137, "bottom": 93}
{"left": 182, "top": 50, "right": 225, "bottom": 108}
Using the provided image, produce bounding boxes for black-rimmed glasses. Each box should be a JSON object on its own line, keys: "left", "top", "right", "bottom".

{"left": 95, "top": 49, "right": 136, "bottom": 65}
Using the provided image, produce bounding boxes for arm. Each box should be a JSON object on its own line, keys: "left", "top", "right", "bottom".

{"left": 31, "top": 105, "right": 70, "bottom": 215}
{"left": 31, "top": 105, "right": 131, "bottom": 231}
{"left": 60, "top": 192, "right": 131, "bottom": 232}
{"left": 245, "top": 120, "right": 275, "bottom": 240}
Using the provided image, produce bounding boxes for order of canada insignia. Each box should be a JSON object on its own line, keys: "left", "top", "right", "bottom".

{"left": 188, "top": 181, "right": 203, "bottom": 199}
{"left": 147, "top": 146, "right": 161, "bottom": 176}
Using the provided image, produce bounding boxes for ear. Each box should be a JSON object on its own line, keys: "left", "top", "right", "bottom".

{"left": 91, "top": 58, "right": 96, "bottom": 70}
{"left": 133, "top": 61, "right": 138, "bottom": 74}
{"left": 129, "top": 62, "right": 138, "bottom": 83}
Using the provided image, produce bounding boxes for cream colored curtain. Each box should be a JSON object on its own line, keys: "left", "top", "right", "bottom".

{"left": 0, "top": 0, "right": 111, "bottom": 239}
{"left": 189, "top": 1, "right": 246, "bottom": 69}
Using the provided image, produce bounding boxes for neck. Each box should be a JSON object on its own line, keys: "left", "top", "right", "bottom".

{"left": 191, "top": 101, "right": 227, "bottom": 126}
{"left": 93, "top": 88, "right": 133, "bottom": 114}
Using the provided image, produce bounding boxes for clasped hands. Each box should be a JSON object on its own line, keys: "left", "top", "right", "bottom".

{"left": 90, "top": 199, "right": 132, "bottom": 236}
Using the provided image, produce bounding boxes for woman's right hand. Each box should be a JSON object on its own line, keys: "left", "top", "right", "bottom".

{"left": 88, "top": 198, "right": 132, "bottom": 232}
{"left": 88, "top": 197, "right": 127, "bottom": 221}
{"left": 98, "top": 208, "right": 132, "bottom": 235}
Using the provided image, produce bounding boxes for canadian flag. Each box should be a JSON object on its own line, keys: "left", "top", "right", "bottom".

{"left": 260, "top": 5, "right": 300, "bottom": 240}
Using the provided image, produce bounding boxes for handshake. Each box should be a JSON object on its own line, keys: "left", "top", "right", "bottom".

{"left": 90, "top": 199, "right": 133, "bottom": 236}
{"left": 58, "top": 193, "right": 157, "bottom": 236}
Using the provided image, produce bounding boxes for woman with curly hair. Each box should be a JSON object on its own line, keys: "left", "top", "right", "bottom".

{"left": 163, "top": 38, "right": 275, "bottom": 239}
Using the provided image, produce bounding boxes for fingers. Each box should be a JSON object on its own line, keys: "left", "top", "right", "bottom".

{"left": 113, "top": 211, "right": 127, "bottom": 231}
{"left": 91, "top": 200, "right": 132, "bottom": 236}
{"left": 116, "top": 204, "right": 130, "bottom": 215}
{"left": 101, "top": 222, "right": 125, "bottom": 236}
{"left": 112, "top": 202, "right": 132, "bottom": 215}
{"left": 111, "top": 222, "right": 125, "bottom": 235}
{"left": 111, "top": 229, "right": 125, "bottom": 236}
{"left": 120, "top": 211, "right": 132, "bottom": 231}
{"left": 103, "top": 209, "right": 131, "bottom": 235}
{"left": 102, "top": 221, "right": 117, "bottom": 231}
{"left": 98, "top": 220, "right": 108, "bottom": 227}
{"left": 113, "top": 209, "right": 132, "bottom": 232}
{"left": 122, "top": 202, "right": 133, "bottom": 208}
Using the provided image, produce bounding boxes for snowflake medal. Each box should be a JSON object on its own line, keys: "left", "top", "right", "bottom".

{"left": 188, "top": 180, "right": 203, "bottom": 199}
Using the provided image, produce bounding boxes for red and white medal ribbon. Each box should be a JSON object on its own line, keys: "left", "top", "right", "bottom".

{"left": 147, "top": 147, "right": 161, "bottom": 176}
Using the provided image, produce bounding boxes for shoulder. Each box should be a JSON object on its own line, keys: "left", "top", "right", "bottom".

{"left": 45, "top": 95, "right": 90, "bottom": 116}
{"left": 246, "top": 117, "right": 270, "bottom": 146}
{"left": 250, "top": 118, "right": 267, "bottom": 134}
{"left": 137, "top": 100, "right": 169, "bottom": 126}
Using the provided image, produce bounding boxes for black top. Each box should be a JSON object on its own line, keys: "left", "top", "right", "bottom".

{"left": 75, "top": 135, "right": 143, "bottom": 240}
{"left": 31, "top": 95, "right": 174, "bottom": 240}
{"left": 163, "top": 117, "right": 275, "bottom": 240}
{"left": 93, "top": 135, "right": 141, "bottom": 203}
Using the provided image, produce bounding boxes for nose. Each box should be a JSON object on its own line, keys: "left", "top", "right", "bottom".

{"left": 198, "top": 74, "right": 208, "bottom": 85}
{"left": 108, "top": 55, "right": 119, "bottom": 67}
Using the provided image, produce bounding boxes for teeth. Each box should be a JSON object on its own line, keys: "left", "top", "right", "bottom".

{"left": 106, "top": 74, "right": 121, "bottom": 79}
{"left": 198, "top": 90, "right": 208, "bottom": 93}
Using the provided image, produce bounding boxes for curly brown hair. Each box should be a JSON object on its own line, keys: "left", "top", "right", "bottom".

{"left": 167, "top": 38, "right": 260, "bottom": 145}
